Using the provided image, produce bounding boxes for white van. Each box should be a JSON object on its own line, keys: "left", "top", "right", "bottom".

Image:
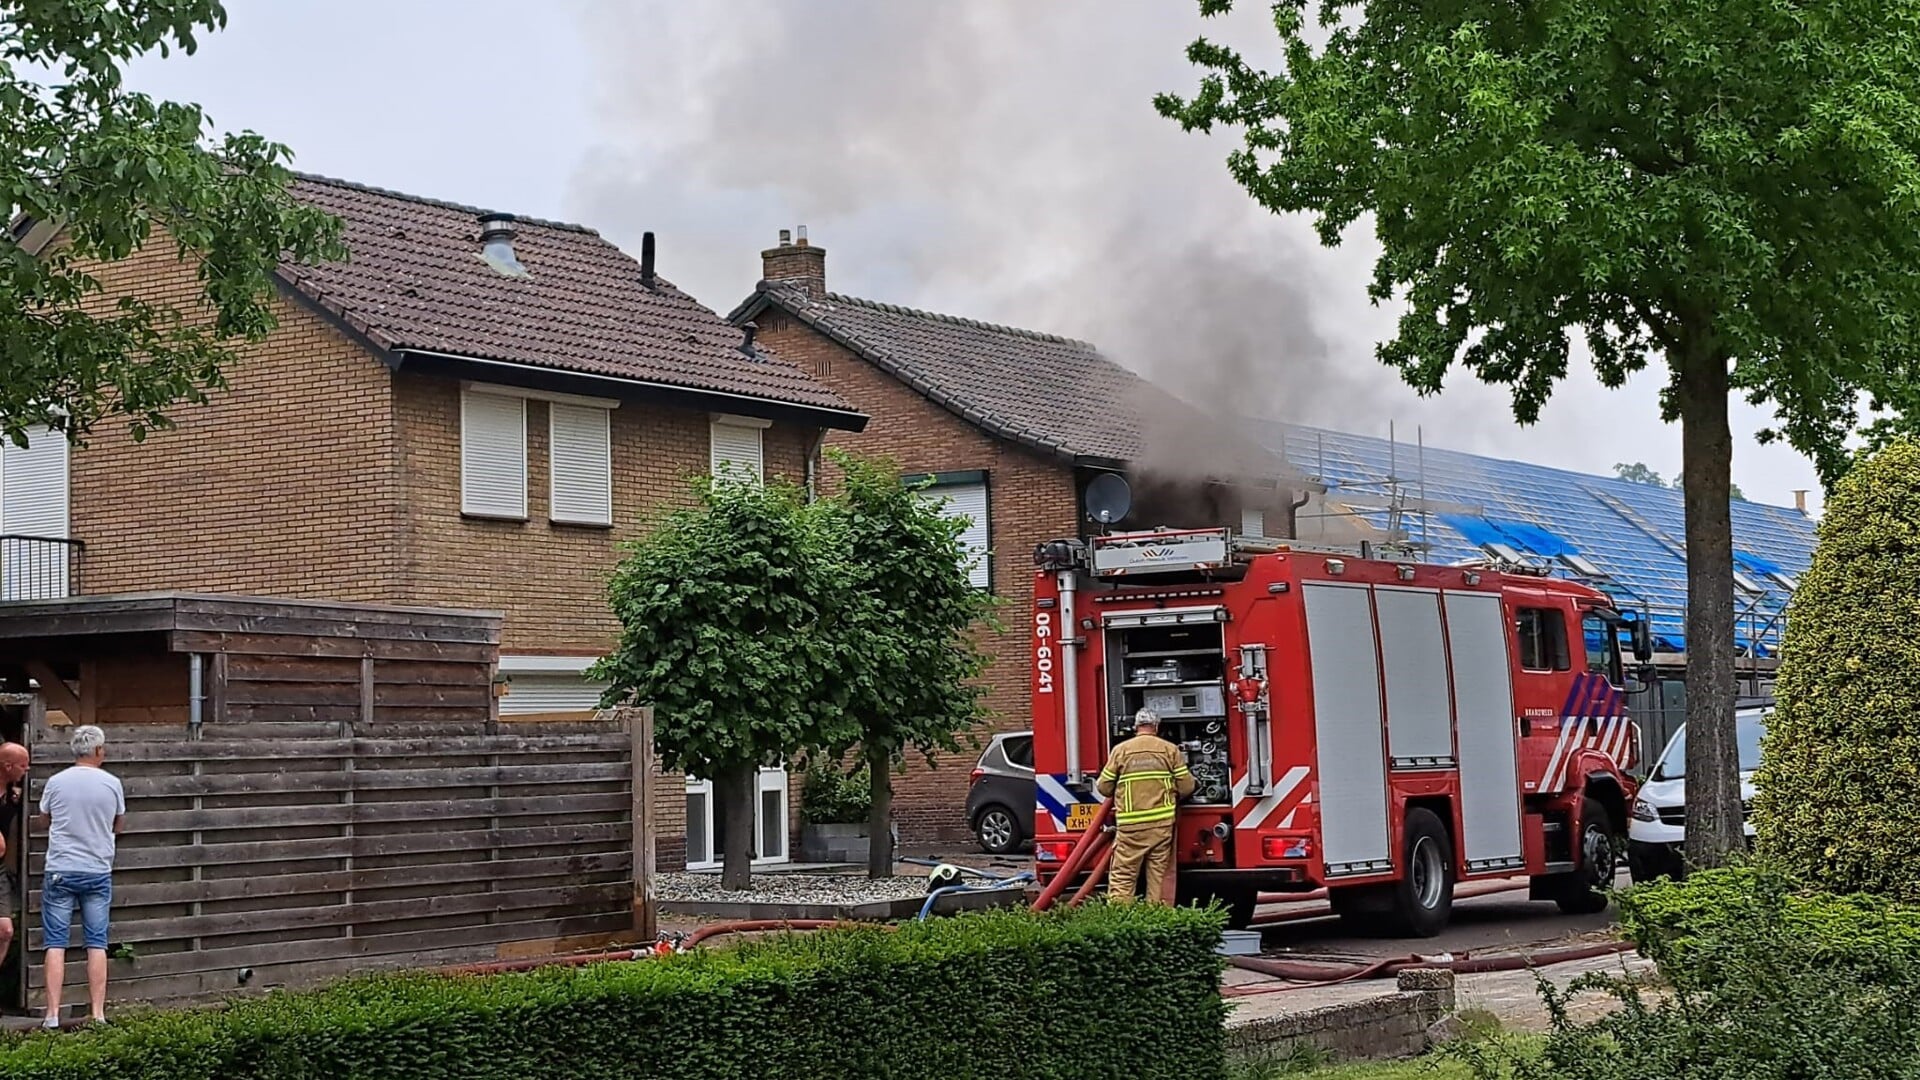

{"left": 1626, "top": 705, "right": 1769, "bottom": 883}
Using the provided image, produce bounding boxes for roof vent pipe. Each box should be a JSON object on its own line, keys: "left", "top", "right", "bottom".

{"left": 640, "top": 231, "right": 657, "bottom": 288}
{"left": 477, "top": 212, "right": 528, "bottom": 278}
{"left": 738, "top": 321, "right": 759, "bottom": 358}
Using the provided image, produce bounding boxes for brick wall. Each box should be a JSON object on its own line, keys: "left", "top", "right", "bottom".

{"left": 756, "top": 309, "right": 1078, "bottom": 843}
{"left": 67, "top": 241, "right": 402, "bottom": 600}
{"left": 387, "top": 372, "right": 813, "bottom": 651}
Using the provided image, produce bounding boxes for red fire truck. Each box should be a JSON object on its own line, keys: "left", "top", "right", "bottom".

{"left": 1030, "top": 527, "right": 1644, "bottom": 936}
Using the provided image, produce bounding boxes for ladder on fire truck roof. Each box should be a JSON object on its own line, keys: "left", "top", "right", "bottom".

{"left": 1088, "top": 527, "right": 1414, "bottom": 578}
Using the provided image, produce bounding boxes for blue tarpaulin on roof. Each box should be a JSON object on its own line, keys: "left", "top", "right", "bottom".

{"left": 1259, "top": 423, "right": 1818, "bottom": 655}
{"left": 1437, "top": 514, "right": 1578, "bottom": 558}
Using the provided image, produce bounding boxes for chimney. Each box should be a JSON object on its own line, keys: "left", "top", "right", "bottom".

{"left": 1793, "top": 489, "right": 1808, "bottom": 514}
{"left": 761, "top": 225, "right": 826, "bottom": 299}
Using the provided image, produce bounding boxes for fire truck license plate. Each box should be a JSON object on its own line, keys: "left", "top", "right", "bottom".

{"left": 1066, "top": 803, "right": 1098, "bottom": 831}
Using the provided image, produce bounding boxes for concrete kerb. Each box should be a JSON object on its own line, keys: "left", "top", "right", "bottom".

{"left": 1226, "top": 969, "right": 1458, "bottom": 1065}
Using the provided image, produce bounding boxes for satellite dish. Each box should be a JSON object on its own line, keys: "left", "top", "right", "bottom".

{"left": 1084, "top": 473, "right": 1133, "bottom": 525}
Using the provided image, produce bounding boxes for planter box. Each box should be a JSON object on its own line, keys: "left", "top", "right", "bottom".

{"left": 801, "top": 822, "right": 870, "bottom": 864}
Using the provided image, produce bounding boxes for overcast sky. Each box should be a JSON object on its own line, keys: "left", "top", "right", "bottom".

{"left": 123, "top": 1, "right": 1828, "bottom": 513}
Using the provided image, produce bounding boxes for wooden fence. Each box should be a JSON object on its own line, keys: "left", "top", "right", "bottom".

{"left": 23, "top": 710, "right": 653, "bottom": 1006}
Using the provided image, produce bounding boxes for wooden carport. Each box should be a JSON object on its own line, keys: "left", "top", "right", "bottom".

{"left": 0, "top": 593, "right": 653, "bottom": 1010}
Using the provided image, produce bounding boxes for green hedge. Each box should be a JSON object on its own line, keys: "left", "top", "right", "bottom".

{"left": 0, "top": 903, "right": 1227, "bottom": 1080}
{"left": 1619, "top": 866, "right": 1920, "bottom": 985}
{"left": 1752, "top": 439, "right": 1920, "bottom": 900}
{"left": 1454, "top": 870, "right": 1920, "bottom": 1079}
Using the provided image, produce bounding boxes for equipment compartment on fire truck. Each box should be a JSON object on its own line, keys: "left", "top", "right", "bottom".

{"left": 1030, "top": 526, "right": 1642, "bottom": 938}
{"left": 1108, "top": 622, "right": 1231, "bottom": 805}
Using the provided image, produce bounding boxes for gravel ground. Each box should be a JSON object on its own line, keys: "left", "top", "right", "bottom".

{"left": 657, "top": 872, "right": 935, "bottom": 905}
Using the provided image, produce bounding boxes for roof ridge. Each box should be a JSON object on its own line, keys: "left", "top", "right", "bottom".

{"left": 290, "top": 171, "right": 600, "bottom": 235}
{"left": 805, "top": 288, "right": 1097, "bottom": 350}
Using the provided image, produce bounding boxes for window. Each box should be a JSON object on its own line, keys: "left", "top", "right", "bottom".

{"left": 916, "top": 474, "right": 990, "bottom": 589}
{"left": 496, "top": 658, "right": 608, "bottom": 718}
{"left": 710, "top": 417, "right": 765, "bottom": 481}
{"left": 1240, "top": 508, "right": 1266, "bottom": 538}
{"left": 1002, "top": 734, "right": 1034, "bottom": 769}
{"left": 1515, "top": 608, "right": 1571, "bottom": 671}
{"left": 684, "top": 769, "right": 790, "bottom": 868}
{"left": 0, "top": 425, "right": 71, "bottom": 600}
{"left": 461, "top": 390, "right": 526, "bottom": 519}
{"left": 549, "top": 403, "right": 612, "bottom": 525}
{"left": 1581, "top": 610, "right": 1624, "bottom": 686}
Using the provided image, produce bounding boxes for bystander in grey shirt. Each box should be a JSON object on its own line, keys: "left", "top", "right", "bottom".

{"left": 40, "top": 766, "right": 124, "bottom": 875}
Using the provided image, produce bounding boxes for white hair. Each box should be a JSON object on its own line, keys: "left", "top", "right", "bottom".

{"left": 1134, "top": 708, "right": 1161, "bottom": 729}
{"left": 69, "top": 725, "right": 105, "bottom": 760}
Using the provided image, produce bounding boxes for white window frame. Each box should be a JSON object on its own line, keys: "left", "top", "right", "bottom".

{"left": 709, "top": 414, "right": 769, "bottom": 483}
{"left": 685, "top": 768, "right": 790, "bottom": 869}
{"left": 548, "top": 402, "right": 613, "bottom": 526}
{"left": 915, "top": 471, "right": 991, "bottom": 591}
{"left": 460, "top": 388, "right": 527, "bottom": 520}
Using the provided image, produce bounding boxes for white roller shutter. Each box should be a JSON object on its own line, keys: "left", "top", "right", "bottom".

{"left": 710, "top": 420, "right": 764, "bottom": 481}
{"left": 498, "top": 672, "right": 610, "bottom": 717}
{"left": 461, "top": 390, "right": 526, "bottom": 518}
{"left": 1241, "top": 508, "right": 1266, "bottom": 539}
{"left": 1, "top": 426, "right": 71, "bottom": 600}
{"left": 549, "top": 403, "right": 612, "bottom": 525}
{"left": 920, "top": 481, "right": 990, "bottom": 589}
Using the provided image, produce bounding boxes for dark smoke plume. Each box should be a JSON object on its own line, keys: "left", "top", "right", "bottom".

{"left": 565, "top": 1, "right": 1467, "bottom": 493}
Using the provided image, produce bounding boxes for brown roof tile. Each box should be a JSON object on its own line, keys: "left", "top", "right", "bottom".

{"left": 280, "top": 175, "right": 861, "bottom": 421}
{"left": 733, "top": 283, "right": 1278, "bottom": 475}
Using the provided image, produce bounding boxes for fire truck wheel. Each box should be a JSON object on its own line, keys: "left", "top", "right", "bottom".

{"left": 1386, "top": 807, "right": 1455, "bottom": 938}
{"left": 1550, "top": 796, "right": 1618, "bottom": 915}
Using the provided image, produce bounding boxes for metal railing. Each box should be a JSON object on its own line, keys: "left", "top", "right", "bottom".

{"left": 0, "top": 534, "right": 82, "bottom": 600}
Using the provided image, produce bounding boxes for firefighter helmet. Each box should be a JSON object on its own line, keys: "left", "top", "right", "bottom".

{"left": 927, "top": 863, "right": 966, "bottom": 894}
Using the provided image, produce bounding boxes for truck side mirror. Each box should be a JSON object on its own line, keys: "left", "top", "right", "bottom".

{"left": 1630, "top": 618, "right": 1654, "bottom": 663}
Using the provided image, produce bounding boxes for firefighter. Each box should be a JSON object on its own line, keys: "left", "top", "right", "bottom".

{"left": 1096, "top": 709, "right": 1195, "bottom": 904}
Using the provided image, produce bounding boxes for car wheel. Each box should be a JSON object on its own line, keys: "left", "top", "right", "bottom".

{"left": 974, "top": 804, "right": 1020, "bottom": 855}
{"left": 1552, "top": 796, "right": 1617, "bottom": 914}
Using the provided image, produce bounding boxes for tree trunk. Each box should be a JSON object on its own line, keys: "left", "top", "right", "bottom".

{"left": 718, "top": 763, "right": 757, "bottom": 891}
{"left": 867, "top": 746, "right": 894, "bottom": 879}
{"left": 1675, "top": 327, "right": 1746, "bottom": 871}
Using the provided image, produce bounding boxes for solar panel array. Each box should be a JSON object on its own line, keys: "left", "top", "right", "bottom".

{"left": 1248, "top": 422, "right": 1819, "bottom": 656}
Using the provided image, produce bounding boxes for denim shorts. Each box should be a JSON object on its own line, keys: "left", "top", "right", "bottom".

{"left": 42, "top": 871, "right": 112, "bottom": 951}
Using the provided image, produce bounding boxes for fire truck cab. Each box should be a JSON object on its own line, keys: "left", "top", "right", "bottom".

{"left": 1030, "top": 527, "right": 1643, "bottom": 936}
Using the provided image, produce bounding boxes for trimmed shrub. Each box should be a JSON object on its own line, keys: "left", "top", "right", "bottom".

{"left": 0, "top": 903, "right": 1227, "bottom": 1080}
{"left": 798, "top": 755, "right": 872, "bottom": 826}
{"left": 1451, "top": 869, "right": 1920, "bottom": 1080}
{"left": 1751, "top": 439, "right": 1920, "bottom": 899}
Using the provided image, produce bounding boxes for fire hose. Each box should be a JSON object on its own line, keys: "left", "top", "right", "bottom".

{"left": 1030, "top": 801, "right": 1115, "bottom": 912}
{"left": 1220, "top": 940, "right": 1637, "bottom": 997}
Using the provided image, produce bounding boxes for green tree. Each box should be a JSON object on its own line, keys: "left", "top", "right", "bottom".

{"left": 591, "top": 475, "right": 852, "bottom": 890}
{"left": 1615, "top": 462, "right": 1668, "bottom": 488}
{"left": 3, "top": 1, "right": 342, "bottom": 446}
{"left": 1752, "top": 441, "right": 1920, "bottom": 899}
{"left": 1159, "top": 0, "right": 1920, "bottom": 868}
{"left": 824, "top": 451, "right": 997, "bottom": 878}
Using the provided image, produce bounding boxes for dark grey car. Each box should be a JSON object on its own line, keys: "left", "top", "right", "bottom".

{"left": 966, "top": 732, "right": 1034, "bottom": 855}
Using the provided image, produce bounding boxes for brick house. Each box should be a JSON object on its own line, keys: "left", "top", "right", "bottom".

{"left": 6, "top": 177, "right": 866, "bottom": 870}
{"left": 731, "top": 230, "right": 1296, "bottom": 844}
